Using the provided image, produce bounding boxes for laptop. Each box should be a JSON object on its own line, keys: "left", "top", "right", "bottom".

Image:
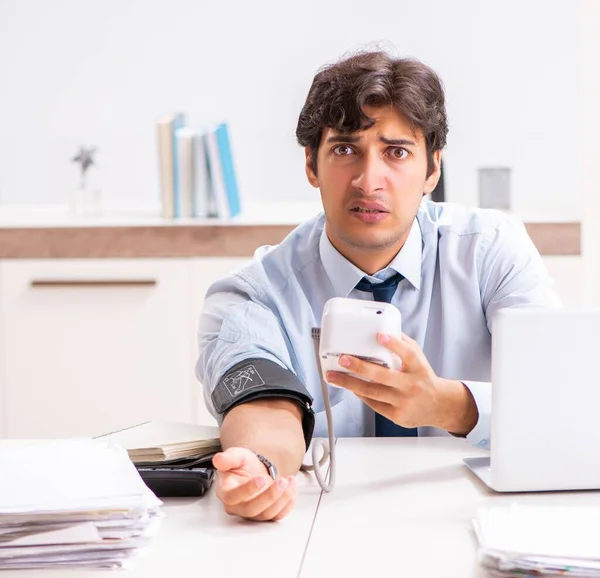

{"left": 464, "top": 307, "right": 600, "bottom": 492}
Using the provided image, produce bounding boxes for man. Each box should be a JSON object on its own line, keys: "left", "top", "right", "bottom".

{"left": 196, "top": 49, "right": 561, "bottom": 522}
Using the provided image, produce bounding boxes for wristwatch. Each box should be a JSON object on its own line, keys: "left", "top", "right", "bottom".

{"left": 254, "top": 453, "right": 278, "bottom": 480}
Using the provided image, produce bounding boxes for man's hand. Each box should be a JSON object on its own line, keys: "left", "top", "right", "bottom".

{"left": 212, "top": 447, "right": 297, "bottom": 522}
{"left": 325, "top": 332, "right": 478, "bottom": 436}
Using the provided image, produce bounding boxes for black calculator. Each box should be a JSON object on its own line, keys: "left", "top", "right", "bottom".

{"left": 135, "top": 453, "right": 216, "bottom": 497}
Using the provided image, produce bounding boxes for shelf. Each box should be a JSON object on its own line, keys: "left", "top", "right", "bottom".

{"left": 0, "top": 202, "right": 581, "bottom": 257}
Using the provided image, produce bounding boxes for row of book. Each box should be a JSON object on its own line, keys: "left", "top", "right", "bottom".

{"left": 156, "top": 112, "right": 241, "bottom": 219}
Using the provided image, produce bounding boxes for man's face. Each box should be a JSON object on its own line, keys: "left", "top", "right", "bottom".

{"left": 305, "top": 105, "right": 441, "bottom": 266}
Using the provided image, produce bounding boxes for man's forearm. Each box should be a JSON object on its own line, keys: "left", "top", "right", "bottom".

{"left": 435, "top": 378, "right": 479, "bottom": 437}
{"left": 219, "top": 398, "right": 306, "bottom": 477}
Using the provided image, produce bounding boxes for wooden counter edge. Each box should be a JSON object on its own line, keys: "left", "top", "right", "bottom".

{"left": 0, "top": 222, "right": 581, "bottom": 259}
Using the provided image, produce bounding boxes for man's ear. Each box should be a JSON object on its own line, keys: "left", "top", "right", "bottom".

{"left": 423, "top": 150, "right": 442, "bottom": 195}
{"left": 305, "top": 148, "right": 319, "bottom": 188}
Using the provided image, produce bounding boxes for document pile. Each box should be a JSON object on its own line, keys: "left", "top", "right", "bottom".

{"left": 100, "top": 421, "right": 220, "bottom": 498}
{"left": 0, "top": 438, "right": 163, "bottom": 570}
{"left": 474, "top": 504, "right": 600, "bottom": 577}
{"left": 104, "top": 420, "right": 221, "bottom": 463}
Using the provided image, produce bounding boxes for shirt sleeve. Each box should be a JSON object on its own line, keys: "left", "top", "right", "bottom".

{"left": 461, "top": 380, "right": 492, "bottom": 449}
{"left": 480, "top": 216, "right": 563, "bottom": 325}
{"left": 462, "top": 216, "right": 563, "bottom": 449}
{"left": 195, "top": 273, "right": 298, "bottom": 423}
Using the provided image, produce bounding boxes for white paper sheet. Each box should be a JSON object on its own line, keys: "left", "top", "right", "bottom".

{"left": 0, "top": 438, "right": 163, "bottom": 570}
{"left": 475, "top": 504, "right": 600, "bottom": 577}
{"left": 5, "top": 522, "right": 101, "bottom": 547}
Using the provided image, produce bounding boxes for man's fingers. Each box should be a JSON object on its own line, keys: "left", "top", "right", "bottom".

{"left": 219, "top": 475, "right": 299, "bottom": 522}
{"left": 234, "top": 476, "right": 293, "bottom": 520}
{"left": 212, "top": 447, "right": 252, "bottom": 473}
{"left": 326, "top": 370, "right": 402, "bottom": 404}
{"left": 356, "top": 394, "right": 417, "bottom": 429}
{"left": 334, "top": 354, "right": 391, "bottom": 384}
{"left": 399, "top": 332, "right": 419, "bottom": 347}
{"left": 254, "top": 477, "right": 297, "bottom": 521}
{"left": 217, "top": 474, "right": 269, "bottom": 507}
{"left": 377, "top": 332, "right": 420, "bottom": 371}
{"left": 271, "top": 495, "right": 297, "bottom": 522}
{"left": 355, "top": 394, "right": 395, "bottom": 421}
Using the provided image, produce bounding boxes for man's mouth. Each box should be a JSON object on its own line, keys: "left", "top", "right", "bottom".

{"left": 348, "top": 204, "right": 390, "bottom": 223}
{"left": 348, "top": 199, "right": 389, "bottom": 213}
{"left": 350, "top": 207, "right": 386, "bottom": 214}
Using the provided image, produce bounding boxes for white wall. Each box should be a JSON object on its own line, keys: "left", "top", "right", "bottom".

{"left": 580, "top": 0, "right": 600, "bottom": 305}
{"left": 0, "top": 0, "right": 580, "bottom": 219}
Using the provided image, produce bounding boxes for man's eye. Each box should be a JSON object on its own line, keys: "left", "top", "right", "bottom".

{"left": 389, "top": 147, "right": 408, "bottom": 159}
{"left": 333, "top": 145, "right": 354, "bottom": 156}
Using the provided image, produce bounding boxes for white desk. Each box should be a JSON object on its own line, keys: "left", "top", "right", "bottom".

{"left": 6, "top": 438, "right": 600, "bottom": 577}
{"left": 0, "top": 472, "right": 322, "bottom": 578}
{"left": 302, "top": 438, "right": 600, "bottom": 577}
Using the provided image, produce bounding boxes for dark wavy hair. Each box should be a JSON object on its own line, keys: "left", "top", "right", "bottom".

{"left": 296, "top": 50, "right": 448, "bottom": 177}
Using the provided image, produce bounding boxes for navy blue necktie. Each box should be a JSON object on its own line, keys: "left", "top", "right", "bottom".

{"left": 355, "top": 273, "right": 418, "bottom": 437}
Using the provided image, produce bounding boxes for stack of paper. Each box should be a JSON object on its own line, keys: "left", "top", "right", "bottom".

{"left": 101, "top": 421, "right": 220, "bottom": 463}
{"left": 0, "top": 438, "right": 163, "bottom": 570}
{"left": 474, "top": 504, "right": 600, "bottom": 577}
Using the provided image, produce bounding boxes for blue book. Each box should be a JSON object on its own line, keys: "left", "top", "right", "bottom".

{"left": 215, "top": 123, "right": 241, "bottom": 218}
{"left": 171, "top": 113, "right": 186, "bottom": 218}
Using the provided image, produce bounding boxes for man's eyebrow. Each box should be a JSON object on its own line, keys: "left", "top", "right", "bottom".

{"left": 326, "top": 134, "right": 361, "bottom": 144}
{"left": 380, "top": 136, "right": 417, "bottom": 146}
{"left": 325, "top": 134, "right": 417, "bottom": 146}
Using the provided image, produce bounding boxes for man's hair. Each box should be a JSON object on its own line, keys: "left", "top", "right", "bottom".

{"left": 296, "top": 50, "right": 448, "bottom": 177}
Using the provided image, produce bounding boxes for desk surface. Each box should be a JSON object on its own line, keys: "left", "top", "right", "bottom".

{"left": 6, "top": 438, "right": 600, "bottom": 578}
{"left": 1, "top": 469, "right": 322, "bottom": 578}
{"left": 303, "top": 438, "right": 600, "bottom": 578}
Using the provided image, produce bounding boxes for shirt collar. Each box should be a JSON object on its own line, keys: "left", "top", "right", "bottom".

{"left": 319, "top": 218, "right": 423, "bottom": 297}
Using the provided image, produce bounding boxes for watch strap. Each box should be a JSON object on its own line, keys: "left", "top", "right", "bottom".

{"left": 254, "top": 452, "right": 278, "bottom": 480}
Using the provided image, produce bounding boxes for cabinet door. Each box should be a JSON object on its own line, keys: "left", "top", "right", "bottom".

{"left": 0, "top": 259, "right": 195, "bottom": 438}
{"left": 0, "top": 264, "right": 5, "bottom": 437}
{"left": 191, "top": 258, "right": 250, "bottom": 425}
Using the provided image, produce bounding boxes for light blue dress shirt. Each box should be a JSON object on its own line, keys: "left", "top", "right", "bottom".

{"left": 196, "top": 201, "right": 562, "bottom": 449}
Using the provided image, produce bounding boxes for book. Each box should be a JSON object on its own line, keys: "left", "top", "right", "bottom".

{"left": 99, "top": 421, "right": 221, "bottom": 464}
{"left": 204, "top": 126, "right": 230, "bottom": 218}
{"left": 193, "top": 129, "right": 213, "bottom": 218}
{"left": 175, "top": 127, "right": 195, "bottom": 219}
{"left": 156, "top": 112, "right": 185, "bottom": 219}
{"left": 215, "top": 123, "right": 241, "bottom": 218}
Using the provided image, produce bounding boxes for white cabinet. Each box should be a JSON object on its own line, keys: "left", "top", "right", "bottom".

{"left": 0, "top": 254, "right": 583, "bottom": 439}
{"left": 0, "top": 259, "right": 197, "bottom": 438}
{"left": 0, "top": 265, "right": 5, "bottom": 438}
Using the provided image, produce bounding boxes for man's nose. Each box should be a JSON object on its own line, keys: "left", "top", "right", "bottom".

{"left": 350, "top": 152, "right": 386, "bottom": 194}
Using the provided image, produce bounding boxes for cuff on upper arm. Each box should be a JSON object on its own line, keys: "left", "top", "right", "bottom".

{"left": 212, "top": 357, "right": 315, "bottom": 451}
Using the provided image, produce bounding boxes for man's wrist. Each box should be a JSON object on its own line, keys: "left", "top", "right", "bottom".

{"left": 435, "top": 378, "right": 479, "bottom": 437}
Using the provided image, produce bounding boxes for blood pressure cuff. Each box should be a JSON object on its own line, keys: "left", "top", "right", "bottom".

{"left": 211, "top": 358, "right": 315, "bottom": 450}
